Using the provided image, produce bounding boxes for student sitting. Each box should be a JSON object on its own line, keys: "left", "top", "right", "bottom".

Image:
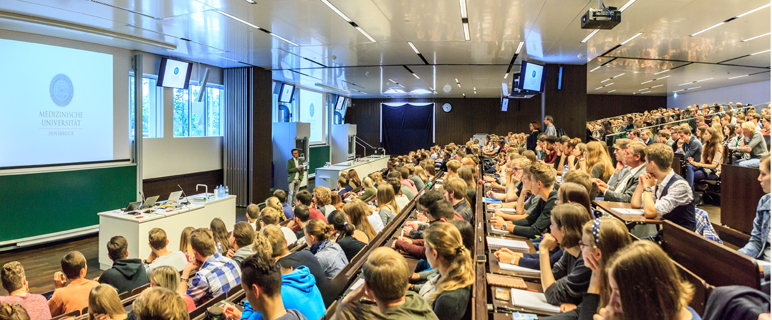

{"left": 348, "top": 169, "right": 362, "bottom": 189}
{"left": 445, "top": 178, "right": 473, "bottom": 221}
{"left": 225, "top": 236, "right": 324, "bottom": 320}
{"left": 48, "top": 251, "right": 100, "bottom": 317}
{"left": 337, "top": 176, "right": 353, "bottom": 197}
{"left": 538, "top": 203, "right": 592, "bottom": 307}
{"left": 388, "top": 172, "right": 415, "bottom": 201}
{"left": 182, "top": 228, "right": 241, "bottom": 306}
{"left": 376, "top": 184, "right": 401, "bottom": 226}
{"left": 593, "top": 241, "right": 702, "bottom": 320}
{"left": 395, "top": 199, "right": 457, "bottom": 258}
{"left": 99, "top": 236, "right": 149, "bottom": 294}
{"left": 313, "top": 187, "right": 336, "bottom": 217}
{"left": 290, "top": 192, "right": 324, "bottom": 227}
{"left": 327, "top": 210, "right": 368, "bottom": 261}
{"left": 273, "top": 190, "right": 294, "bottom": 220}
{"left": 631, "top": 143, "right": 696, "bottom": 232}
{"left": 597, "top": 141, "right": 647, "bottom": 203}
{"left": 685, "top": 127, "right": 723, "bottom": 189}
{"left": 144, "top": 228, "right": 188, "bottom": 273}
{"left": 457, "top": 166, "right": 477, "bottom": 208}
{"left": 446, "top": 160, "right": 462, "bottom": 179}
{"left": 580, "top": 141, "right": 614, "bottom": 183}
{"left": 259, "top": 208, "right": 298, "bottom": 246}
{"left": 543, "top": 136, "right": 559, "bottom": 164}
{"left": 227, "top": 222, "right": 257, "bottom": 265}
{"left": 0, "top": 262, "right": 51, "bottom": 320}
{"left": 210, "top": 218, "right": 232, "bottom": 254}
{"left": 421, "top": 222, "right": 474, "bottom": 320}
{"left": 491, "top": 163, "right": 558, "bottom": 238}
{"left": 88, "top": 285, "right": 127, "bottom": 320}
{"left": 356, "top": 177, "right": 377, "bottom": 201}
{"left": 734, "top": 122, "right": 769, "bottom": 168}
{"left": 738, "top": 155, "right": 771, "bottom": 264}
{"left": 343, "top": 199, "right": 380, "bottom": 237}
{"left": 149, "top": 266, "right": 196, "bottom": 312}
{"left": 397, "top": 167, "right": 419, "bottom": 196}
{"left": 288, "top": 205, "right": 311, "bottom": 243}
{"left": 246, "top": 204, "right": 261, "bottom": 231}
{"left": 304, "top": 219, "right": 349, "bottom": 279}
{"left": 262, "top": 226, "right": 334, "bottom": 308}
{"left": 0, "top": 302, "right": 31, "bottom": 320}
{"left": 338, "top": 247, "right": 438, "bottom": 320}
{"left": 133, "top": 287, "right": 190, "bottom": 320}
{"left": 406, "top": 164, "right": 426, "bottom": 192}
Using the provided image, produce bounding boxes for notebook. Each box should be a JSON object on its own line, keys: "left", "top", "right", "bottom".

{"left": 498, "top": 263, "right": 541, "bottom": 277}
{"left": 483, "top": 197, "right": 502, "bottom": 204}
{"left": 486, "top": 273, "right": 527, "bottom": 290}
{"left": 511, "top": 289, "right": 560, "bottom": 314}
{"left": 489, "top": 227, "right": 510, "bottom": 235}
{"left": 611, "top": 208, "right": 645, "bottom": 216}
{"left": 487, "top": 237, "right": 530, "bottom": 252}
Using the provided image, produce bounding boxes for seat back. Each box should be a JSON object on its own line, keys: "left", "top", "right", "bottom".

{"left": 674, "top": 261, "right": 712, "bottom": 316}
{"left": 130, "top": 283, "right": 151, "bottom": 296}
{"left": 51, "top": 310, "right": 80, "bottom": 320}
{"left": 189, "top": 292, "right": 226, "bottom": 319}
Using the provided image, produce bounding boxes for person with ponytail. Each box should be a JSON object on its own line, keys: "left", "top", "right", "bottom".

{"left": 593, "top": 241, "right": 700, "bottom": 320}
{"left": 356, "top": 177, "right": 377, "bottom": 201}
{"left": 328, "top": 210, "right": 367, "bottom": 261}
{"left": 376, "top": 184, "right": 400, "bottom": 226}
{"left": 421, "top": 222, "right": 474, "bottom": 320}
{"left": 304, "top": 219, "right": 349, "bottom": 279}
{"left": 541, "top": 217, "right": 631, "bottom": 320}
{"left": 343, "top": 199, "right": 379, "bottom": 239}
{"left": 0, "top": 303, "right": 30, "bottom": 320}
{"left": 539, "top": 203, "right": 592, "bottom": 308}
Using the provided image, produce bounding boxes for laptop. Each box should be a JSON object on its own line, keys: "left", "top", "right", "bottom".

{"left": 123, "top": 201, "right": 142, "bottom": 212}
{"left": 167, "top": 191, "right": 183, "bottom": 205}
{"left": 140, "top": 195, "right": 159, "bottom": 209}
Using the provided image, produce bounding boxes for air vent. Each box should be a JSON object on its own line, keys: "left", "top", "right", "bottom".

{"left": 88, "top": 0, "right": 158, "bottom": 20}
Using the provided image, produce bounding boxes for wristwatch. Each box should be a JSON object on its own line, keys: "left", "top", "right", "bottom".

{"left": 181, "top": 277, "right": 189, "bottom": 282}
{"left": 511, "top": 257, "right": 517, "bottom": 264}
{"left": 644, "top": 187, "right": 653, "bottom": 193}
{"left": 501, "top": 223, "right": 508, "bottom": 231}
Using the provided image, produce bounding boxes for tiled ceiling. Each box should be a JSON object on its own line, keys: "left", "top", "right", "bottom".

{"left": 0, "top": 0, "right": 768, "bottom": 98}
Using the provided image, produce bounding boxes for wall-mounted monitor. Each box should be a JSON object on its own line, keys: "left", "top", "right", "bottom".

{"left": 157, "top": 57, "right": 193, "bottom": 89}
{"left": 279, "top": 83, "right": 295, "bottom": 103}
{"left": 501, "top": 98, "right": 509, "bottom": 112}
{"left": 335, "top": 96, "right": 346, "bottom": 110}
{"left": 518, "top": 60, "right": 546, "bottom": 92}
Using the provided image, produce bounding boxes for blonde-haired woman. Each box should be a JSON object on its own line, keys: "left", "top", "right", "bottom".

{"left": 149, "top": 266, "right": 195, "bottom": 312}
{"left": 356, "top": 176, "right": 377, "bottom": 201}
{"left": 313, "top": 186, "right": 335, "bottom": 216}
{"left": 304, "top": 219, "right": 348, "bottom": 279}
{"left": 368, "top": 172, "right": 385, "bottom": 188}
{"left": 343, "top": 199, "right": 380, "bottom": 238}
{"left": 580, "top": 141, "right": 614, "bottom": 183}
{"left": 88, "top": 285, "right": 126, "bottom": 320}
{"left": 422, "top": 222, "right": 474, "bottom": 320}
{"left": 265, "top": 196, "right": 285, "bottom": 220}
{"left": 376, "top": 184, "right": 400, "bottom": 226}
{"left": 414, "top": 166, "right": 430, "bottom": 185}
{"left": 178, "top": 227, "right": 195, "bottom": 262}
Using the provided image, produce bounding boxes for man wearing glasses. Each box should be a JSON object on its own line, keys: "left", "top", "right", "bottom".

{"left": 596, "top": 141, "right": 647, "bottom": 203}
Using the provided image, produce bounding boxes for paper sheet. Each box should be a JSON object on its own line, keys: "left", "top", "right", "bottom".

{"left": 483, "top": 197, "right": 502, "bottom": 204}
{"left": 611, "top": 208, "right": 645, "bottom": 216}
{"left": 498, "top": 263, "right": 541, "bottom": 276}
{"left": 487, "top": 237, "right": 530, "bottom": 252}
{"left": 511, "top": 289, "right": 560, "bottom": 313}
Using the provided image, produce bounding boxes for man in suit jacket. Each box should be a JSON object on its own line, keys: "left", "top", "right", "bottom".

{"left": 597, "top": 141, "right": 647, "bottom": 203}
{"left": 606, "top": 139, "right": 632, "bottom": 192}
{"left": 287, "top": 149, "right": 305, "bottom": 206}
{"left": 641, "top": 129, "right": 655, "bottom": 146}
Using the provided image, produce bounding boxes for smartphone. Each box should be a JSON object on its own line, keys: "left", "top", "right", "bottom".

{"left": 476, "top": 254, "right": 486, "bottom": 263}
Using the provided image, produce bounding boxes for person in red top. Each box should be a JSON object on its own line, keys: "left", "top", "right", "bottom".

{"left": 542, "top": 135, "right": 559, "bottom": 164}
{"left": 393, "top": 198, "right": 459, "bottom": 259}
{"left": 290, "top": 190, "right": 326, "bottom": 232}
{"left": 0, "top": 262, "right": 52, "bottom": 320}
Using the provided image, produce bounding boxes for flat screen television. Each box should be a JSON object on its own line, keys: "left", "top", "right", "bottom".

{"left": 279, "top": 83, "right": 295, "bottom": 103}
{"left": 517, "top": 60, "right": 546, "bottom": 92}
{"left": 335, "top": 96, "right": 346, "bottom": 110}
{"left": 157, "top": 57, "right": 193, "bottom": 89}
{"left": 501, "top": 98, "right": 509, "bottom": 112}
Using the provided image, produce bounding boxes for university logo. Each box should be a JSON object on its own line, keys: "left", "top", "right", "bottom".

{"left": 50, "top": 74, "right": 73, "bottom": 107}
{"left": 174, "top": 67, "right": 180, "bottom": 75}
{"left": 309, "top": 103, "right": 315, "bottom": 117}
{"left": 532, "top": 70, "right": 537, "bottom": 78}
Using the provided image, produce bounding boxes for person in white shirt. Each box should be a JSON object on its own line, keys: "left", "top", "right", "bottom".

{"left": 597, "top": 142, "right": 648, "bottom": 203}
{"left": 144, "top": 228, "right": 188, "bottom": 273}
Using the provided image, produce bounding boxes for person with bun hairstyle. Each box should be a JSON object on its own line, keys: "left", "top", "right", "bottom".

{"left": 88, "top": 285, "right": 127, "bottom": 320}
{"left": 0, "top": 303, "right": 30, "bottom": 320}
{"left": 328, "top": 210, "right": 367, "bottom": 261}
{"left": 304, "top": 219, "right": 348, "bottom": 279}
{"left": 593, "top": 241, "right": 701, "bottom": 320}
{"left": 421, "top": 222, "right": 474, "bottom": 320}
{"left": 539, "top": 203, "right": 592, "bottom": 308}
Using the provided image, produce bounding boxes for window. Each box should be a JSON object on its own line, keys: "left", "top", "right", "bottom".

{"left": 298, "top": 88, "right": 327, "bottom": 144}
{"left": 129, "top": 75, "right": 163, "bottom": 138}
{"left": 173, "top": 84, "right": 224, "bottom": 137}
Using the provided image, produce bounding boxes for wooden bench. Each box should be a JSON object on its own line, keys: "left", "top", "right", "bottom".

{"left": 661, "top": 220, "right": 761, "bottom": 290}
{"left": 189, "top": 292, "right": 227, "bottom": 320}
{"left": 51, "top": 310, "right": 80, "bottom": 320}
{"left": 720, "top": 165, "right": 764, "bottom": 235}
{"left": 130, "top": 283, "right": 151, "bottom": 296}
{"left": 674, "top": 261, "right": 713, "bottom": 316}
{"left": 473, "top": 164, "right": 487, "bottom": 320}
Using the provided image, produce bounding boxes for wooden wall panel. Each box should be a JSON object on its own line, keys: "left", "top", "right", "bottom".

{"left": 143, "top": 169, "right": 223, "bottom": 201}
{"left": 251, "top": 67, "right": 273, "bottom": 202}
{"left": 587, "top": 94, "right": 666, "bottom": 121}
{"left": 544, "top": 64, "right": 587, "bottom": 140}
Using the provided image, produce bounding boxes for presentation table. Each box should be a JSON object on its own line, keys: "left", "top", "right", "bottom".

{"left": 314, "top": 154, "right": 389, "bottom": 190}
{"left": 97, "top": 193, "right": 236, "bottom": 270}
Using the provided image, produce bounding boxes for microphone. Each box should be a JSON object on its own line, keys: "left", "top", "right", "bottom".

{"left": 139, "top": 191, "right": 146, "bottom": 203}
{"left": 178, "top": 184, "right": 190, "bottom": 206}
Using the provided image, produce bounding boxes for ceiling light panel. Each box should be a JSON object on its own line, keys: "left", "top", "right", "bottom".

{"left": 407, "top": 42, "right": 420, "bottom": 54}
{"left": 581, "top": 29, "right": 599, "bottom": 43}
{"left": 619, "top": 0, "right": 636, "bottom": 12}
{"left": 620, "top": 33, "right": 642, "bottom": 45}
{"left": 516, "top": 41, "right": 524, "bottom": 54}
{"left": 742, "top": 33, "right": 770, "bottom": 42}
{"left": 320, "top": 0, "right": 352, "bottom": 22}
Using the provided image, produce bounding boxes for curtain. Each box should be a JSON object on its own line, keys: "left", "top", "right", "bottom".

{"left": 381, "top": 103, "right": 434, "bottom": 155}
{"left": 224, "top": 68, "right": 250, "bottom": 207}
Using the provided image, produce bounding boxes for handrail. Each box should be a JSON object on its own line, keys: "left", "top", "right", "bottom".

{"left": 356, "top": 136, "right": 376, "bottom": 150}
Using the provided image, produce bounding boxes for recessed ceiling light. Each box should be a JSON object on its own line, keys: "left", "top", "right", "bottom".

{"left": 595, "top": 86, "right": 604, "bottom": 90}
{"left": 687, "top": 86, "right": 701, "bottom": 90}
{"left": 455, "top": 78, "right": 460, "bottom": 83}
{"left": 580, "top": 29, "right": 599, "bottom": 43}
{"left": 407, "top": 41, "right": 420, "bottom": 54}
{"left": 604, "top": 83, "right": 614, "bottom": 87}
{"left": 673, "top": 89, "right": 685, "bottom": 93}
{"left": 657, "top": 75, "right": 671, "bottom": 80}
{"left": 457, "top": 83, "right": 462, "bottom": 87}
{"left": 459, "top": 0, "right": 468, "bottom": 18}
{"left": 320, "top": 0, "right": 352, "bottom": 22}
{"left": 217, "top": 10, "right": 260, "bottom": 29}
{"left": 729, "top": 74, "right": 749, "bottom": 79}
{"left": 244, "top": 0, "right": 256, "bottom": 3}
{"left": 696, "top": 78, "right": 713, "bottom": 82}
{"left": 737, "top": 3, "right": 771, "bottom": 18}
{"left": 742, "top": 33, "right": 770, "bottom": 42}
{"left": 504, "top": 73, "right": 509, "bottom": 79}
{"left": 613, "top": 73, "right": 625, "bottom": 78}
{"left": 639, "top": 88, "right": 649, "bottom": 91}
{"left": 640, "top": 91, "right": 650, "bottom": 94}
{"left": 690, "top": 22, "right": 724, "bottom": 37}
{"left": 270, "top": 33, "right": 299, "bottom": 46}
{"left": 619, "top": 0, "right": 636, "bottom": 12}
{"left": 601, "top": 79, "right": 610, "bottom": 83}
{"left": 650, "top": 84, "right": 663, "bottom": 88}
{"left": 750, "top": 49, "right": 771, "bottom": 56}
{"left": 590, "top": 66, "right": 601, "bottom": 72}
{"left": 654, "top": 69, "right": 670, "bottom": 75}
{"left": 462, "top": 23, "right": 470, "bottom": 41}
{"left": 607, "top": 89, "right": 616, "bottom": 93}
{"left": 355, "top": 27, "right": 376, "bottom": 42}
{"left": 620, "top": 33, "right": 642, "bottom": 45}
{"left": 516, "top": 41, "right": 524, "bottom": 54}
{"left": 641, "top": 80, "right": 653, "bottom": 84}
{"left": 678, "top": 82, "right": 692, "bottom": 86}
{"left": 413, "top": 73, "right": 420, "bottom": 79}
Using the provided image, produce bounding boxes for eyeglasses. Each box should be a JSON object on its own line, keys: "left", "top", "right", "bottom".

{"left": 578, "top": 242, "right": 593, "bottom": 248}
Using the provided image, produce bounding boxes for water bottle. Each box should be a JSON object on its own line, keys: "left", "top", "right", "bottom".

{"left": 562, "top": 165, "right": 569, "bottom": 183}
{"left": 215, "top": 185, "right": 221, "bottom": 199}
{"left": 216, "top": 242, "right": 222, "bottom": 254}
{"left": 225, "top": 186, "right": 229, "bottom": 196}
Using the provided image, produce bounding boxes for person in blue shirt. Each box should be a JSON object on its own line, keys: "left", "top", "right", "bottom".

{"left": 738, "top": 155, "right": 770, "bottom": 289}
{"left": 237, "top": 266, "right": 324, "bottom": 320}
{"left": 274, "top": 190, "right": 294, "bottom": 220}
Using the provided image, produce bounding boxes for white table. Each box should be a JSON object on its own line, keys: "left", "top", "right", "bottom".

{"left": 97, "top": 193, "right": 236, "bottom": 270}
{"left": 314, "top": 155, "right": 389, "bottom": 189}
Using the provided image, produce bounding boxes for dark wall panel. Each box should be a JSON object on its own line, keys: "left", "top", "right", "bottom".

{"left": 252, "top": 67, "right": 273, "bottom": 201}
{"left": 544, "top": 64, "right": 587, "bottom": 140}
{"left": 587, "top": 94, "right": 666, "bottom": 121}
{"left": 143, "top": 169, "right": 223, "bottom": 201}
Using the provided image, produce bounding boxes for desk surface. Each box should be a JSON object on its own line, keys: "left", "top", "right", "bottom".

{"left": 594, "top": 200, "right": 662, "bottom": 225}
{"left": 98, "top": 194, "right": 236, "bottom": 223}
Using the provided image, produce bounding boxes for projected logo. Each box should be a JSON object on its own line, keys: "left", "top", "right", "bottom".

{"left": 174, "top": 67, "right": 180, "bottom": 75}
{"left": 309, "top": 104, "right": 315, "bottom": 117}
{"left": 531, "top": 70, "right": 537, "bottom": 78}
{"left": 50, "top": 74, "right": 74, "bottom": 107}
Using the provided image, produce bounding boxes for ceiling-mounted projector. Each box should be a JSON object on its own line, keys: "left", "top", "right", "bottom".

{"left": 581, "top": 7, "right": 621, "bottom": 29}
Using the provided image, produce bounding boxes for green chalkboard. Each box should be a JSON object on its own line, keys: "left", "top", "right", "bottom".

{"left": 309, "top": 146, "right": 330, "bottom": 175}
{"left": 0, "top": 165, "right": 137, "bottom": 242}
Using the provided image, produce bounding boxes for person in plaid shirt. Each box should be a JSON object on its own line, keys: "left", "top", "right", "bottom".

{"left": 180, "top": 228, "right": 241, "bottom": 306}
